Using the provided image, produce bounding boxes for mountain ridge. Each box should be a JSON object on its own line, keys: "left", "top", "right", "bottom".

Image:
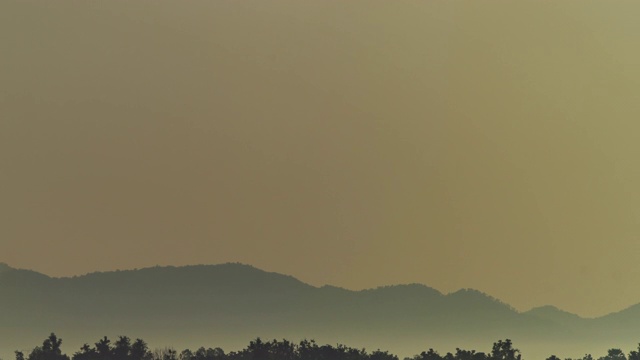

{"left": 0, "top": 261, "right": 604, "bottom": 317}
{"left": 1, "top": 262, "right": 640, "bottom": 360}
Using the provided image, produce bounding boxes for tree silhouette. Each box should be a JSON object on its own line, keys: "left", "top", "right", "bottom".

{"left": 455, "top": 348, "right": 487, "bottom": 360}
{"left": 131, "top": 339, "right": 152, "bottom": 360}
{"left": 94, "top": 337, "right": 112, "bottom": 360}
{"left": 113, "top": 336, "right": 132, "bottom": 360}
{"left": 490, "top": 340, "right": 521, "bottom": 360}
{"left": 151, "top": 348, "right": 177, "bottom": 360}
{"left": 442, "top": 352, "right": 455, "bottom": 360}
{"left": 269, "top": 339, "right": 295, "bottom": 360}
{"left": 246, "top": 338, "right": 269, "bottom": 360}
{"left": 72, "top": 344, "right": 97, "bottom": 360}
{"left": 413, "top": 349, "right": 442, "bottom": 360}
{"left": 599, "top": 349, "right": 626, "bottom": 360}
{"left": 629, "top": 345, "right": 640, "bottom": 360}
{"left": 370, "top": 350, "right": 398, "bottom": 360}
{"left": 21, "top": 334, "right": 640, "bottom": 360}
{"left": 25, "top": 334, "right": 70, "bottom": 360}
{"left": 187, "top": 347, "right": 225, "bottom": 360}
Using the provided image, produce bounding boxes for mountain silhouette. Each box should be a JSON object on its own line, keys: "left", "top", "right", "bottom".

{"left": 1, "top": 263, "right": 639, "bottom": 359}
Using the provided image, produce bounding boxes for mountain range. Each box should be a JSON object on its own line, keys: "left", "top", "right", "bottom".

{"left": 1, "top": 262, "right": 640, "bottom": 360}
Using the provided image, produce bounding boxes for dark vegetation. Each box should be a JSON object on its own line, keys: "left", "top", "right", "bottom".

{"left": 13, "top": 334, "right": 640, "bottom": 360}
{"left": 4, "top": 262, "right": 640, "bottom": 360}
{"left": 4, "top": 264, "right": 640, "bottom": 360}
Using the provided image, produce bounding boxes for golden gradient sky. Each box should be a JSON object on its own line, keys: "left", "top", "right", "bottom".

{"left": 2, "top": 0, "right": 640, "bottom": 318}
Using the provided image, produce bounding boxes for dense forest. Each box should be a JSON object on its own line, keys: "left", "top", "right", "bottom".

{"left": 12, "top": 334, "right": 640, "bottom": 360}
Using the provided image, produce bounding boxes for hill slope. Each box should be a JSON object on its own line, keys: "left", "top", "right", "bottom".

{"left": 0, "top": 263, "right": 638, "bottom": 359}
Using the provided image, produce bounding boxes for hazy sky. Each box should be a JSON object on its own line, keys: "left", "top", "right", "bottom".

{"left": 2, "top": 0, "right": 640, "bottom": 318}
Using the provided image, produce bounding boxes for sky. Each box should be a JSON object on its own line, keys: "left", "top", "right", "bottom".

{"left": 2, "top": 0, "right": 640, "bottom": 318}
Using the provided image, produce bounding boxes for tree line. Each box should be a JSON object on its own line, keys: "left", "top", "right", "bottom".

{"left": 12, "top": 333, "right": 640, "bottom": 360}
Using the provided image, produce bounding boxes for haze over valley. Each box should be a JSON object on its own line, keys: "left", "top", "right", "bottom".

{"left": 2, "top": 263, "right": 640, "bottom": 360}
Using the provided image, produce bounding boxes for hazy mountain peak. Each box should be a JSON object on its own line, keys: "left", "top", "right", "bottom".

{"left": 59, "top": 262, "right": 314, "bottom": 297}
{"left": 363, "top": 283, "right": 443, "bottom": 297}
{"left": 0, "top": 262, "right": 13, "bottom": 273}
{"left": 73, "top": 262, "right": 278, "bottom": 278}
{"left": 446, "top": 288, "right": 516, "bottom": 312}
{"left": 594, "top": 302, "right": 640, "bottom": 321}
{"left": 447, "top": 288, "right": 491, "bottom": 298}
{"left": 0, "top": 262, "right": 639, "bottom": 360}
{"left": 0, "top": 263, "right": 50, "bottom": 284}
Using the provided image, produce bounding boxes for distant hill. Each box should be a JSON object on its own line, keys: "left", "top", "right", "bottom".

{"left": 1, "top": 263, "right": 640, "bottom": 360}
